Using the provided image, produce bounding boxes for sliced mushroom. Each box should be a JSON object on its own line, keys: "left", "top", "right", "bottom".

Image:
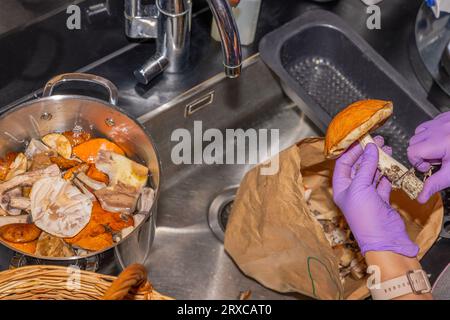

{"left": 8, "top": 197, "right": 31, "bottom": 212}
{"left": 350, "top": 257, "right": 367, "bottom": 280}
{"left": 333, "top": 245, "right": 355, "bottom": 268}
{"left": 63, "top": 130, "right": 91, "bottom": 147}
{"left": 94, "top": 183, "right": 140, "bottom": 214}
{"left": 0, "top": 188, "right": 23, "bottom": 215}
{"left": 63, "top": 163, "right": 89, "bottom": 181}
{"left": 72, "top": 178, "right": 96, "bottom": 201}
{"left": 310, "top": 199, "right": 364, "bottom": 282}
{"left": 29, "top": 152, "right": 53, "bottom": 171}
{"left": 25, "top": 139, "right": 50, "bottom": 159}
{"left": 0, "top": 152, "right": 18, "bottom": 181}
{"left": 2, "top": 238, "right": 37, "bottom": 255}
{"left": 76, "top": 172, "right": 107, "bottom": 191}
{"left": 313, "top": 210, "right": 339, "bottom": 221}
{"left": 35, "top": 232, "right": 74, "bottom": 257}
{"left": 319, "top": 220, "right": 348, "bottom": 247}
{"left": 0, "top": 164, "right": 60, "bottom": 196}
{"left": 5, "top": 153, "right": 27, "bottom": 181}
{"left": 95, "top": 150, "right": 148, "bottom": 190}
{"left": 75, "top": 248, "right": 89, "bottom": 257}
{"left": 49, "top": 156, "right": 80, "bottom": 170}
{"left": 0, "top": 215, "right": 28, "bottom": 227}
{"left": 64, "top": 201, "right": 131, "bottom": 251}
{"left": 0, "top": 223, "right": 41, "bottom": 243}
{"left": 136, "top": 187, "right": 155, "bottom": 213}
{"left": 340, "top": 268, "right": 351, "bottom": 280}
{"left": 30, "top": 176, "right": 92, "bottom": 238}
{"left": 330, "top": 229, "right": 348, "bottom": 246}
{"left": 42, "top": 133, "right": 72, "bottom": 159}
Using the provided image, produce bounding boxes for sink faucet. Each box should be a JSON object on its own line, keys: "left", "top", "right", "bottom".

{"left": 125, "top": 0, "right": 242, "bottom": 85}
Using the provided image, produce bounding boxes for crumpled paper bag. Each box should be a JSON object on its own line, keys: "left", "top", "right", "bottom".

{"left": 224, "top": 138, "right": 443, "bottom": 300}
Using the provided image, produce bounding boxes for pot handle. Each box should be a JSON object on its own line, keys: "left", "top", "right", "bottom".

{"left": 42, "top": 73, "right": 119, "bottom": 105}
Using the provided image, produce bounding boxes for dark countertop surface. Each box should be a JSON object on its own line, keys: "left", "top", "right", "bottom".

{"left": 59, "top": 0, "right": 441, "bottom": 119}
{"left": 0, "top": 0, "right": 439, "bottom": 114}
{"left": 0, "top": 0, "right": 448, "bottom": 286}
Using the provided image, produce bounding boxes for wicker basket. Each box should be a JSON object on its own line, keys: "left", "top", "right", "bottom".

{"left": 0, "top": 263, "right": 172, "bottom": 300}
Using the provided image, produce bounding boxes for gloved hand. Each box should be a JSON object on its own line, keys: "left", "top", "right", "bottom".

{"left": 408, "top": 111, "right": 450, "bottom": 204}
{"left": 333, "top": 136, "right": 419, "bottom": 257}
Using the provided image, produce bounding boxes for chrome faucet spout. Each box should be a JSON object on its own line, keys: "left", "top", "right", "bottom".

{"left": 207, "top": 0, "right": 242, "bottom": 78}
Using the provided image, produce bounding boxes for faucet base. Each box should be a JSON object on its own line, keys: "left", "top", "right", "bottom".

{"left": 126, "top": 0, "right": 241, "bottom": 85}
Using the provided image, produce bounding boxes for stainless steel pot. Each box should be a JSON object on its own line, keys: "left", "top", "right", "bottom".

{"left": 0, "top": 73, "right": 161, "bottom": 264}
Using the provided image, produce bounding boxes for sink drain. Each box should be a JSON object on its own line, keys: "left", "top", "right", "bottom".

{"left": 219, "top": 201, "right": 234, "bottom": 231}
{"left": 208, "top": 186, "right": 238, "bottom": 242}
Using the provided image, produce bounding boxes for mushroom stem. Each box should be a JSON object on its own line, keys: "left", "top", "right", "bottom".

{"left": 359, "top": 134, "right": 423, "bottom": 200}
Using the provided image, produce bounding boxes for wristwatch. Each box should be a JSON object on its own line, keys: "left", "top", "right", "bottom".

{"left": 369, "top": 269, "right": 431, "bottom": 300}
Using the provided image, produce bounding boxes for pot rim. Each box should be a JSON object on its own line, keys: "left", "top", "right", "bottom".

{"left": 0, "top": 94, "right": 163, "bottom": 262}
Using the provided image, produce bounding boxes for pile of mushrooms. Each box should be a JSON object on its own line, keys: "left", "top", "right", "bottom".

{"left": 304, "top": 188, "right": 366, "bottom": 282}
{"left": 0, "top": 130, "right": 155, "bottom": 258}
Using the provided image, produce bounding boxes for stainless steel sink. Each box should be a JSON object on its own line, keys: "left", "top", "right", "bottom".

{"left": 117, "top": 54, "right": 320, "bottom": 299}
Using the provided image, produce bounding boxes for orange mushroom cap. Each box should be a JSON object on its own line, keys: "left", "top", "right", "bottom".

{"left": 324, "top": 99, "right": 393, "bottom": 159}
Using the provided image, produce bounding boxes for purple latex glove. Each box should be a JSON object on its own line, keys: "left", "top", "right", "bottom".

{"left": 333, "top": 136, "right": 419, "bottom": 257}
{"left": 408, "top": 111, "right": 450, "bottom": 204}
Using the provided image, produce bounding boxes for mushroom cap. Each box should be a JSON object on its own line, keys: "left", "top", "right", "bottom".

{"left": 324, "top": 100, "right": 393, "bottom": 159}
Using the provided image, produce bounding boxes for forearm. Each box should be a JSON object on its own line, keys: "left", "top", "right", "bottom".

{"left": 365, "top": 251, "right": 433, "bottom": 300}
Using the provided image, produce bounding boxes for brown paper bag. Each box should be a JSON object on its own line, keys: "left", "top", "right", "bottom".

{"left": 224, "top": 138, "right": 443, "bottom": 300}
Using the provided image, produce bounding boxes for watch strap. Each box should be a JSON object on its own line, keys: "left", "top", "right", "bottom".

{"left": 370, "top": 269, "right": 431, "bottom": 300}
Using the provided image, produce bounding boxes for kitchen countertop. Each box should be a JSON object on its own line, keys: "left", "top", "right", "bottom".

{"left": 0, "top": 0, "right": 449, "bottom": 286}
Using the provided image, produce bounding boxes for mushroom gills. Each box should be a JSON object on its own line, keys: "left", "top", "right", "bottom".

{"left": 30, "top": 176, "right": 92, "bottom": 238}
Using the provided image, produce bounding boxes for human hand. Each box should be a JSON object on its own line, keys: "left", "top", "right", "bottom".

{"left": 333, "top": 136, "right": 419, "bottom": 257}
{"left": 408, "top": 112, "right": 450, "bottom": 204}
